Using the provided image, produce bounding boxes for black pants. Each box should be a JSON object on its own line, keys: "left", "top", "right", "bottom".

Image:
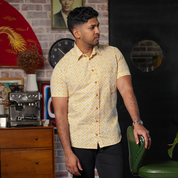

{"left": 72, "top": 142, "right": 123, "bottom": 178}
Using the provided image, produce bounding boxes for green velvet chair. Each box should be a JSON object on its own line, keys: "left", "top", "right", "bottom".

{"left": 127, "top": 126, "right": 178, "bottom": 178}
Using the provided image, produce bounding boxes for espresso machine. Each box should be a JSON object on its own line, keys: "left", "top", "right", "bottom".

{"left": 8, "top": 85, "right": 42, "bottom": 127}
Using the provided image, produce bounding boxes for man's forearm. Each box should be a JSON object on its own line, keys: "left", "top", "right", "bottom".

{"left": 116, "top": 76, "right": 140, "bottom": 122}
{"left": 122, "top": 90, "right": 140, "bottom": 122}
{"left": 52, "top": 97, "right": 73, "bottom": 155}
{"left": 55, "top": 114, "right": 73, "bottom": 156}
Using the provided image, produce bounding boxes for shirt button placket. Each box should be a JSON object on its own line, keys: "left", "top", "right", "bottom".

{"left": 91, "top": 65, "right": 100, "bottom": 143}
{"left": 95, "top": 80, "right": 99, "bottom": 142}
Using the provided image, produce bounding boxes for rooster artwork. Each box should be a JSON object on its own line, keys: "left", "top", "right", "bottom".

{"left": 0, "top": 26, "right": 27, "bottom": 52}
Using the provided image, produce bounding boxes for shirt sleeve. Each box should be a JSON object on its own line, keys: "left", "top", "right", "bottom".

{"left": 115, "top": 47, "right": 131, "bottom": 79}
{"left": 50, "top": 62, "right": 68, "bottom": 97}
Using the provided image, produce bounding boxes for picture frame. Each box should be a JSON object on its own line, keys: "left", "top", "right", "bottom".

{"left": 51, "top": 0, "right": 84, "bottom": 30}
{"left": 38, "top": 81, "right": 56, "bottom": 129}
{"left": 0, "top": 77, "right": 24, "bottom": 114}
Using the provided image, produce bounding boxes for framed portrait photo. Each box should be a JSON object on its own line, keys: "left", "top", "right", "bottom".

{"left": 51, "top": 0, "right": 84, "bottom": 30}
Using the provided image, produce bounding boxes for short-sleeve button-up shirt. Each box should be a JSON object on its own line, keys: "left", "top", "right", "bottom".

{"left": 51, "top": 44, "right": 130, "bottom": 149}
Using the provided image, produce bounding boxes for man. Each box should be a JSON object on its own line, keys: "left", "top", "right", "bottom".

{"left": 53, "top": 0, "right": 75, "bottom": 28}
{"left": 51, "top": 6, "right": 151, "bottom": 178}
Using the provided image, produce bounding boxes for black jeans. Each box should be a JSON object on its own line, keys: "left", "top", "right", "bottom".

{"left": 72, "top": 142, "right": 123, "bottom": 178}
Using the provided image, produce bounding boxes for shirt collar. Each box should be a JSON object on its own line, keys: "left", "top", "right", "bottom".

{"left": 72, "top": 43, "right": 100, "bottom": 61}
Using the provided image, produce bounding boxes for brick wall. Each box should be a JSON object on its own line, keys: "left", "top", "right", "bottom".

{"left": 1, "top": 0, "right": 108, "bottom": 177}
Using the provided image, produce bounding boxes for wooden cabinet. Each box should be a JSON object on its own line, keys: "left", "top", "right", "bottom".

{"left": 0, "top": 126, "right": 55, "bottom": 178}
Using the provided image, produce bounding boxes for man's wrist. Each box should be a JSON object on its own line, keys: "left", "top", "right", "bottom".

{"left": 64, "top": 148, "right": 74, "bottom": 157}
{"left": 133, "top": 119, "right": 143, "bottom": 126}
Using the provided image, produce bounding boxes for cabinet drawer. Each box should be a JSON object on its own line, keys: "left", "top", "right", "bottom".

{"left": 0, "top": 128, "right": 53, "bottom": 148}
{"left": 1, "top": 149, "right": 54, "bottom": 176}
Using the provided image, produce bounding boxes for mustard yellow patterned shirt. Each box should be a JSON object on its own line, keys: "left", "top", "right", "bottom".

{"left": 51, "top": 44, "right": 130, "bottom": 149}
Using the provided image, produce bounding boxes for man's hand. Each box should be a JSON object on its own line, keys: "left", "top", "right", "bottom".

{"left": 65, "top": 152, "right": 83, "bottom": 176}
{"left": 133, "top": 124, "right": 151, "bottom": 149}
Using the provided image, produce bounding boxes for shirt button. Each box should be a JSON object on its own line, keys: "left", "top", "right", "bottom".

{"left": 96, "top": 107, "right": 98, "bottom": 110}
{"left": 95, "top": 81, "right": 97, "bottom": 84}
{"left": 92, "top": 69, "right": 94, "bottom": 72}
{"left": 96, "top": 133, "right": 98, "bottom": 136}
{"left": 96, "top": 120, "right": 98, "bottom": 122}
{"left": 96, "top": 94, "right": 98, "bottom": 96}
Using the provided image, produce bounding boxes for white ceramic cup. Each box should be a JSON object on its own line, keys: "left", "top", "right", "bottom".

{"left": 42, "top": 119, "right": 49, "bottom": 126}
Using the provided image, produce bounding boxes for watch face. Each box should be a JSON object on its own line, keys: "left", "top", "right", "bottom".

{"left": 49, "top": 38, "right": 75, "bottom": 68}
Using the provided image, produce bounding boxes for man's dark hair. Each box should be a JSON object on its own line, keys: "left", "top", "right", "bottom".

{"left": 67, "top": 6, "right": 99, "bottom": 35}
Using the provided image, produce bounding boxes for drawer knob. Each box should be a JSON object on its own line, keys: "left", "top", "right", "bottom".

{"left": 35, "top": 161, "right": 39, "bottom": 164}
{"left": 35, "top": 137, "right": 38, "bottom": 140}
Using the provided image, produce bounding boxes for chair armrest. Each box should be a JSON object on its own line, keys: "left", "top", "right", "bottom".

{"left": 127, "top": 126, "right": 147, "bottom": 174}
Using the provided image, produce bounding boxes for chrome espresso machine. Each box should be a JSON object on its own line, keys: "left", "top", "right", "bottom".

{"left": 8, "top": 85, "right": 42, "bottom": 127}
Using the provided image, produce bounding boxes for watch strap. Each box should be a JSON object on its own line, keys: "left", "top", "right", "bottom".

{"left": 133, "top": 119, "right": 143, "bottom": 126}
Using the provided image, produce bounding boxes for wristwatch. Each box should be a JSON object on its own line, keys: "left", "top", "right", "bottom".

{"left": 133, "top": 119, "right": 143, "bottom": 126}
